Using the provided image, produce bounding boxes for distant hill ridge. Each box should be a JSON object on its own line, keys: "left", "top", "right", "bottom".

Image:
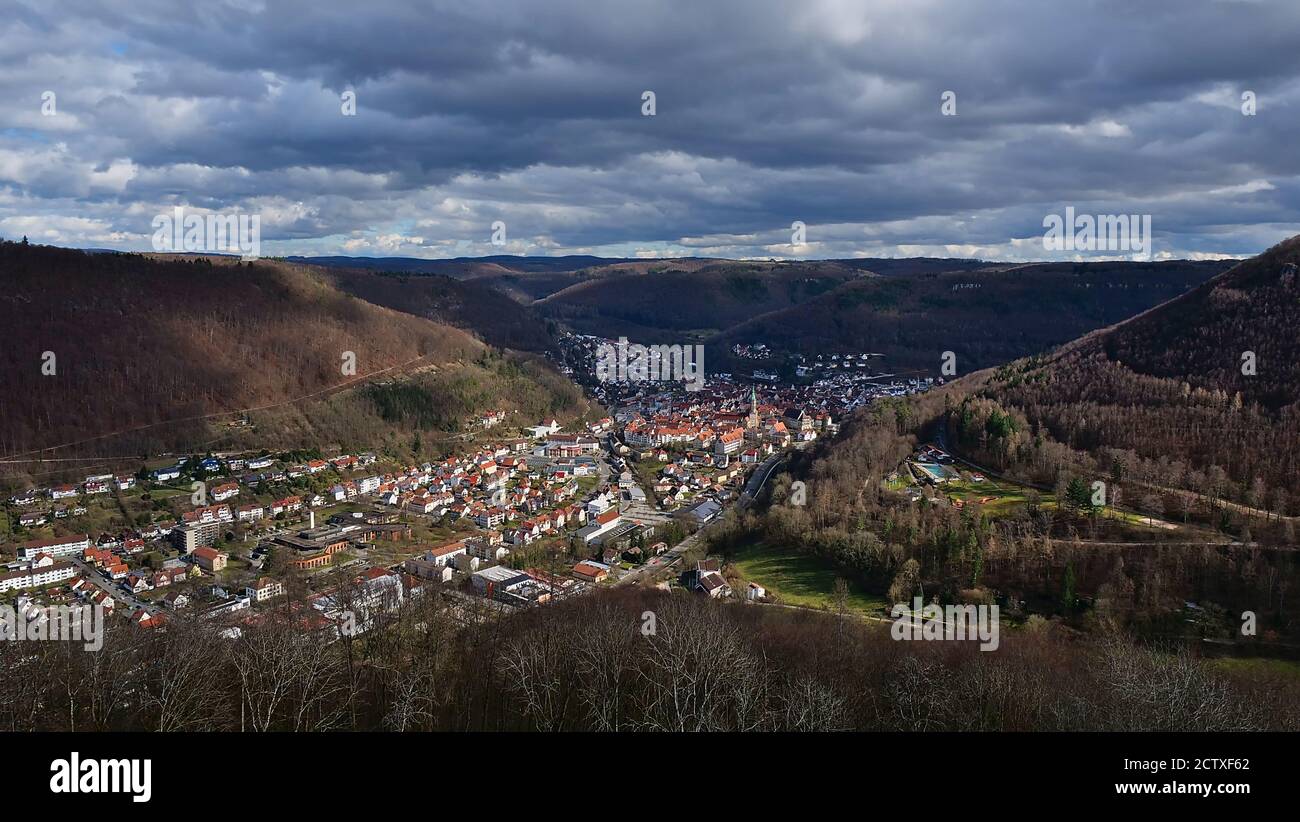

{"left": 708, "top": 259, "right": 1233, "bottom": 372}
{"left": 293, "top": 252, "right": 1238, "bottom": 377}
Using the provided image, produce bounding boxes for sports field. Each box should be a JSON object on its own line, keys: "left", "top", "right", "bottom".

{"left": 730, "top": 541, "right": 886, "bottom": 616}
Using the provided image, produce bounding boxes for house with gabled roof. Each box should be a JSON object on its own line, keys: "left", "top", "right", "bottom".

{"left": 572, "top": 560, "right": 610, "bottom": 583}
{"left": 162, "top": 590, "right": 190, "bottom": 609}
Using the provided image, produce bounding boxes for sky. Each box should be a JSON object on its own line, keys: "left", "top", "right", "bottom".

{"left": 2, "top": 0, "right": 1298, "bottom": 261}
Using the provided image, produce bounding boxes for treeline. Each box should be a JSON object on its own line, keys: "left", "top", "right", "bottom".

{"left": 2, "top": 584, "right": 1295, "bottom": 732}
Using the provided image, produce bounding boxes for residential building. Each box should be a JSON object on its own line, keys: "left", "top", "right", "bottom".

{"left": 244, "top": 577, "right": 284, "bottom": 602}
{"left": 172, "top": 521, "right": 220, "bottom": 553}
{"left": 192, "top": 547, "right": 228, "bottom": 573}
{"left": 16, "top": 534, "right": 90, "bottom": 561}
{"left": 0, "top": 559, "right": 77, "bottom": 592}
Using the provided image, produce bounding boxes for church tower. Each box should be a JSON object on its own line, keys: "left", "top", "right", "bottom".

{"left": 746, "top": 384, "right": 760, "bottom": 429}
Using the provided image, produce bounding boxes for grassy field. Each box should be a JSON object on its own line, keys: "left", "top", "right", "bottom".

{"left": 729, "top": 541, "right": 886, "bottom": 616}
{"left": 146, "top": 485, "right": 193, "bottom": 500}
{"left": 1097, "top": 506, "right": 1180, "bottom": 530}
{"left": 883, "top": 472, "right": 912, "bottom": 491}
{"left": 939, "top": 475, "right": 1036, "bottom": 517}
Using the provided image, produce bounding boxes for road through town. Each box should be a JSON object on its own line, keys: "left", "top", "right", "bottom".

{"left": 616, "top": 449, "right": 791, "bottom": 588}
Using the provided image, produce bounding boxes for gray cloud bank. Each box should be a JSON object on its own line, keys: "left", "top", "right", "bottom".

{"left": 2, "top": 0, "right": 1298, "bottom": 260}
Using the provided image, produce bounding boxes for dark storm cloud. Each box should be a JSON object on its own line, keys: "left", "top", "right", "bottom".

{"left": 1, "top": 0, "right": 1298, "bottom": 259}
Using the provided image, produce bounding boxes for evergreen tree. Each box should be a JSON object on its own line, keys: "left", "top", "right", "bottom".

{"left": 1065, "top": 477, "right": 1095, "bottom": 513}
{"left": 1062, "top": 564, "right": 1077, "bottom": 613}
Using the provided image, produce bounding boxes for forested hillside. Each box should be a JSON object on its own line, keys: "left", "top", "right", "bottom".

{"left": 727, "top": 239, "right": 1300, "bottom": 648}
{"left": 323, "top": 268, "right": 557, "bottom": 352}
{"left": 0, "top": 242, "right": 586, "bottom": 484}
{"left": 955, "top": 236, "right": 1300, "bottom": 516}
{"left": 711, "top": 389, "right": 1300, "bottom": 651}
{"left": 710, "top": 260, "right": 1232, "bottom": 372}
{"left": 537, "top": 259, "right": 867, "bottom": 342}
{"left": 301, "top": 255, "right": 1230, "bottom": 382}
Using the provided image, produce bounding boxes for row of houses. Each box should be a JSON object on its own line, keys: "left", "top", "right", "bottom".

{"left": 8, "top": 473, "right": 137, "bottom": 507}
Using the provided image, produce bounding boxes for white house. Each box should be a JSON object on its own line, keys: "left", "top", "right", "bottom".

{"left": 244, "top": 577, "right": 284, "bottom": 602}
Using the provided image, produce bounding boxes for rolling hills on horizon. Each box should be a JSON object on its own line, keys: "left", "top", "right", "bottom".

{"left": 287, "top": 253, "right": 993, "bottom": 279}
{"left": 33, "top": 244, "right": 1250, "bottom": 386}
{"left": 0, "top": 239, "right": 1272, "bottom": 492}
{"left": 236, "top": 253, "right": 1244, "bottom": 380}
